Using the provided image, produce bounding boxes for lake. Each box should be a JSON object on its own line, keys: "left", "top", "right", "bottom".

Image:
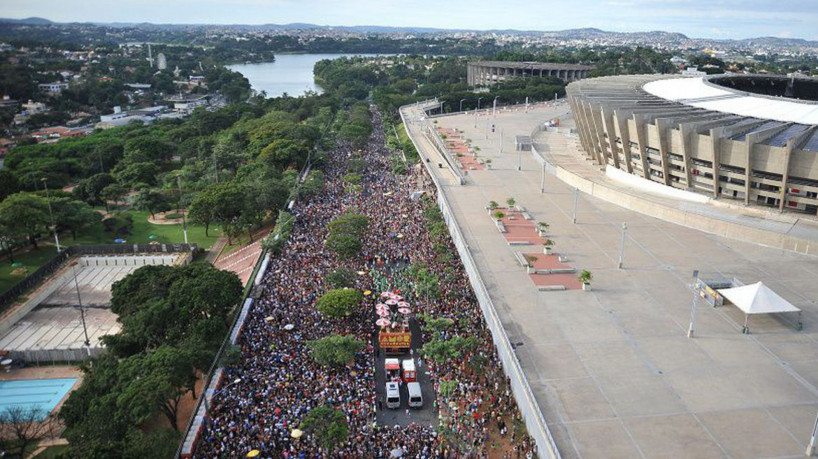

{"left": 227, "top": 53, "right": 391, "bottom": 98}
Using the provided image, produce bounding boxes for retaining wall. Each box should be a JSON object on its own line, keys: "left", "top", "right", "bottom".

{"left": 403, "top": 102, "right": 561, "bottom": 459}
{"left": 531, "top": 144, "right": 817, "bottom": 256}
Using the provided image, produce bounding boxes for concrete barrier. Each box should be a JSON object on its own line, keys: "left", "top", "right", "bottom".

{"left": 531, "top": 144, "right": 818, "bottom": 257}
{"left": 402, "top": 103, "right": 561, "bottom": 459}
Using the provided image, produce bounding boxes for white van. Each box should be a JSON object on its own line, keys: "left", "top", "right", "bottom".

{"left": 385, "top": 382, "right": 400, "bottom": 409}
{"left": 407, "top": 381, "right": 423, "bottom": 408}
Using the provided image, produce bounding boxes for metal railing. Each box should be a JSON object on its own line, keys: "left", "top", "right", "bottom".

{"left": 400, "top": 101, "right": 561, "bottom": 459}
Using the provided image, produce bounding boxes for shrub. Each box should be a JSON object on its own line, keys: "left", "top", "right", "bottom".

{"left": 299, "top": 405, "right": 349, "bottom": 450}
{"left": 342, "top": 173, "right": 362, "bottom": 184}
{"left": 102, "top": 213, "right": 134, "bottom": 236}
{"left": 316, "top": 288, "right": 363, "bottom": 318}
{"left": 326, "top": 212, "right": 369, "bottom": 259}
{"left": 326, "top": 268, "right": 356, "bottom": 288}
{"left": 307, "top": 334, "right": 364, "bottom": 367}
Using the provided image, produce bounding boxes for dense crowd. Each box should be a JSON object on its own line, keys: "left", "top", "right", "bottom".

{"left": 194, "top": 107, "right": 537, "bottom": 458}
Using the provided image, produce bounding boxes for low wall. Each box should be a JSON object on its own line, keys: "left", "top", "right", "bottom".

{"left": 79, "top": 255, "right": 179, "bottom": 267}
{"left": 531, "top": 143, "right": 817, "bottom": 256}
{"left": 605, "top": 165, "right": 710, "bottom": 204}
{"left": 402, "top": 103, "right": 561, "bottom": 459}
{"left": 12, "top": 345, "right": 105, "bottom": 364}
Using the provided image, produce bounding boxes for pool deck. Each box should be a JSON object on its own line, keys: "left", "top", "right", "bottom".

{"left": 404, "top": 102, "right": 818, "bottom": 459}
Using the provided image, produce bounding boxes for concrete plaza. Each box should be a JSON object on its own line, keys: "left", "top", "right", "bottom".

{"left": 404, "top": 103, "right": 818, "bottom": 458}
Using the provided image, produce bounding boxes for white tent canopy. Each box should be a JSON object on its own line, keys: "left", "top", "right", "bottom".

{"left": 718, "top": 282, "right": 800, "bottom": 315}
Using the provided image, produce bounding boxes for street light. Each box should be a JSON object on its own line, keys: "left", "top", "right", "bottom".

{"left": 72, "top": 263, "right": 90, "bottom": 347}
{"left": 41, "top": 178, "right": 61, "bottom": 253}
{"left": 492, "top": 97, "right": 499, "bottom": 117}
{"left": 459, "top": 98, "right": 466, "bottom": 113}
{"left": 617, "top": 223, "right": 627, "bottom": 269}
{"left": 177, "top": 175, "right": 189, "bottom": 244}
{"left": 687, "top": 270, "right": 699, "bottom": 338}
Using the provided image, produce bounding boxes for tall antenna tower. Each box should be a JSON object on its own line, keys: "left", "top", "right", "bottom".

{"left": 147, "top": 43, "right": 153, "bottom": 68}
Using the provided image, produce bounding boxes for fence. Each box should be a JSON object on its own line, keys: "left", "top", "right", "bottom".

{"left": 401, "top": 102, "right": 561, "bottom": 459}
{"left": 177, "top": 249, "right": 270, "bottom": 459}
{"left": 0, "top": 243, "right": 198, "bottom": 312}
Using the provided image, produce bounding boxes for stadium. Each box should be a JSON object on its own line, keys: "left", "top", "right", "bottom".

{"left": 566, "top": 74, "right": 818, "bottom": 215}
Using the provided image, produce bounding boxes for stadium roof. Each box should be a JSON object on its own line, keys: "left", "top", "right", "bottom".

{"left": 643, "top": 77, "right": 818, "bottom": 125}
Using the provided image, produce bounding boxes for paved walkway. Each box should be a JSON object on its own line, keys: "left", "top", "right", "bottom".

{"left": 404, "top": 103, "right": 818, "bottom": 459}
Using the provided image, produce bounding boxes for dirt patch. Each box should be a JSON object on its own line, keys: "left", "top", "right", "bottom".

{"left": 147, "top": 210, "right": 188, "bottom": 225}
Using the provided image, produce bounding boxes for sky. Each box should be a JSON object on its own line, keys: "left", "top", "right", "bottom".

{"left": 4, "top": 0, "right": 818, "bottom": 41}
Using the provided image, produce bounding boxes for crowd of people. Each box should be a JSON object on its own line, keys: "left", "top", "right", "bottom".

{"left": 193, "top": 107, "right": 537, "bottom": 458}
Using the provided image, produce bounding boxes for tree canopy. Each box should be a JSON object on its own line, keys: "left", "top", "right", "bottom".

{"left": 315, "top": 288, "right": 363, "bottom": 319}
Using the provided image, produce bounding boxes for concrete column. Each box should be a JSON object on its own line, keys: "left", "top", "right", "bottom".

{"left": 678, "top": 123, "right": 694, "bottom": 188}
{"left": 779, "top": 142, "right": 795, "bottom": 212}
{"left": 780, "top": 126, "right": 815, "bottom": 212}
{"left": 633, "top": 114, "right": 652, "bottom": 180}
{"left": 656, "top": 119, "right": 673, "bottom": 186}
{"left": 601, "top": 106, "right": 620, "bottom": 169}
{"left": 709, "top": 127, "right": 723, "bottom": 198}
{"left": 743, "top": 136, "right": 754, "bottom": 206}
{"left": 588, "top": 103, "right": 609, "bottom": 166}
{"left": 614, "top": 109, "right": 633, "bottom": 173}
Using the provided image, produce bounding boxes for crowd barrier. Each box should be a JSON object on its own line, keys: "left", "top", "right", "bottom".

{"left": 402, "top": 102, "right": 561, "bottom": 459}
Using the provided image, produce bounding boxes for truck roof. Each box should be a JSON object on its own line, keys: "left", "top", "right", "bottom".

{"left": 385, "top": 358, "right": 400, "bottom": 370}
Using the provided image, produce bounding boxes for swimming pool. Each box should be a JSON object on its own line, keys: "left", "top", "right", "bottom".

{"left": 0, "top": 378, "right": 78, "bottom": 420}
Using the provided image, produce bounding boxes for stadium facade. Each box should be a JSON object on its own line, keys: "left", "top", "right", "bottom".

{"left": 567, "top": 74, "right": 818, "bottom": 215}
{"left": 467, "top": 61, "right": 594, "bottom": 85}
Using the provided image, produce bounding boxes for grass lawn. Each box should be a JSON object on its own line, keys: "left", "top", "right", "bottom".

{"left": 0, "top": 246, "right": 60, "bottom": 295}
{"left": 71, "top": 210, "right": 221, "bottom": 250}
{"left": 0, "top": 210, "right": 222, "bottom": 295}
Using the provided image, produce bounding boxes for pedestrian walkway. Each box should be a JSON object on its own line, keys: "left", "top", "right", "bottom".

{"left": 404, "top": 102, "right": 818, "bottom": 459}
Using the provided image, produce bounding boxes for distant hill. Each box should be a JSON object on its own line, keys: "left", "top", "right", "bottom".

{"left": 0, "top": 17, "right": 53, "bottom": 25}
{"left": 0, "top": 18, "right": 816, "bottom": 48}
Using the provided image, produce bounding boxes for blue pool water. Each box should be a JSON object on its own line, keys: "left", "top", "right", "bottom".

{"left": 0, "top": 378, "right": 77, "bottom": 420}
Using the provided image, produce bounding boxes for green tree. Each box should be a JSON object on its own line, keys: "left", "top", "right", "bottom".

{"left": 0, "top": 192, "right": 49, "bottom": 249}
{"left": 73, "top": 172, "right": 115, "bottom": 207}
{"left": 106, "top": 264, "right": 241, "bottom": 355}
{"left": 408, "top": 264, "right": 441, "bottom": 303}
{"left": 325, "top": 212, "right": 369, "bottom": 260}
{"left": 307, "top": 334, "right": 364, "bottom": 367}
{"left": 315, "top": 288, "right": 363, "bottom": 319}
{"left": 101, "top": 183, "right": 130, "bottom": 208}
{"left": 421, "top": 336, "right": 478, "bottom": 363}
{"left": 52, "top": 196, "right": 102, "bottom": 239}
{"left": 326, "top": 267, "right": 356, "bottom": 288}
{"left": 298, "top": 169, "right": 325, "bottom": 198}
{"left": 132, "top": 189, "right": 170, "bottom": 219}
{"left": 299, "top": 405, "right": 349, "bottom": 450}
{"left": 0, "top": 170, "right": 21, "bottom": 202}
{"left": 116, "top": 162, "right": 161, "bottom": 188}
{"left": 188, "top": 190, "right": 216, "bottom": 236}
